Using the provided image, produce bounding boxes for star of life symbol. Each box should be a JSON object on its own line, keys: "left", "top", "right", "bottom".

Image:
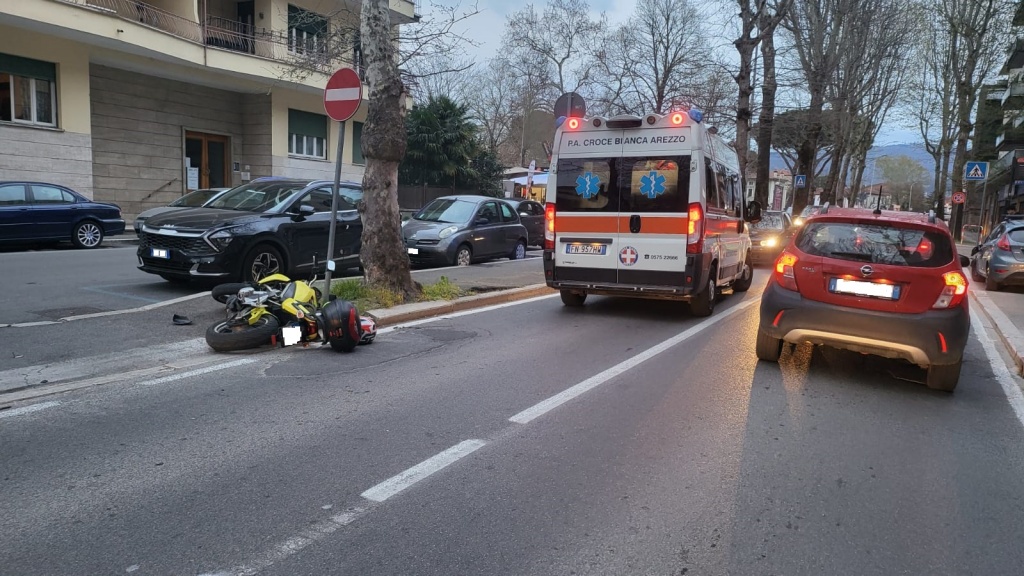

{"left": 619, "top": 246, "right": 639, "bottom": 266}
{"left": 639, "top": 171, "right": 667, "bottom": 199}
{"left": 575, "top": 172, "right": 601, "bottom": 199}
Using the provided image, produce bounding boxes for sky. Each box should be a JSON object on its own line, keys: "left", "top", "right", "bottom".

{"left": 425, "top": 0, "right": 920, "bottom": 146}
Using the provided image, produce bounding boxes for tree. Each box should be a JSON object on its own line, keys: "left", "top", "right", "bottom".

{"left": 876, "top": 155, "right": 929, "bottom": 210}
{"left": 400, "top": 96, "right": 480, "bottom": 187}
{"left": 358, "top": 0, "right": 417, "bottom": 299}
{"left": 752, "top": 0, "right": 793, "bottom": 211}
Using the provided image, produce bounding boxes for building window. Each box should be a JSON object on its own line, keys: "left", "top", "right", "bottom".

{"left": 0, "top": 54, "right": 57, "bottom": 127}
{"left": 352, "top": 121, "right": 365, "bottom": 164}
{"left": 287, "top": 5, "right": 328, "bottom": 56}
{"left": 288, "top": 108, "right": 328, "bottom": 159}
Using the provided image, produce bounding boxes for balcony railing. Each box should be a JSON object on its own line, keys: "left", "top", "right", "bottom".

{"left": 56, "top": 0, "right": 358, "bottom": 73}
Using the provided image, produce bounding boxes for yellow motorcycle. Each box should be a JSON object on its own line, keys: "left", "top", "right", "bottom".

{"left": 205, "top": 261, "right": 373, "bottom": 353}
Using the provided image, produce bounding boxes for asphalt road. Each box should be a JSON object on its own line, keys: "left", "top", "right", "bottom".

{"left": 2, "top": 275, "right": 1023, "bottom": 576}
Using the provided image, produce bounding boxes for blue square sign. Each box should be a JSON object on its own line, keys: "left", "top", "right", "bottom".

{"left": 965, "top": 161, "right": 988, "bottom": 181}
{"left": 794, "top": 175, "right": 806, "bottom": 188}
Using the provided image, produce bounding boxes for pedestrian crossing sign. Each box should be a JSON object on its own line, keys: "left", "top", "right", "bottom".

{"left": 965, "top": 161, "right": 988, "bottom": 181}
{"left": 794, "top": 175, "right": 806, "bottom": 188}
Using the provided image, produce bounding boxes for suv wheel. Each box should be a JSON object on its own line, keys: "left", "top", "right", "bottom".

{"left": 243, "top": 244, "right": 284, "bottom": 282}
{"left": 755, "top": 327, "right": 783, "bottom": 361}
{"left": 926, "top": 361, "right": 961, "bottom": 392}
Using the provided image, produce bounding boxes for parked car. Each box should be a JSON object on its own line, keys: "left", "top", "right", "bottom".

{"left": 748, "top": 210, "right": 796, "bottom": 265}
{"left": 402, "top": 195, "right": 529, "bottom": 266}
{"left": 505, "top": 198, "right": 546, "bottom": 247}
{"left": 969, "top": 219, "right": 1024, "bottom": 291}
{"left": 134, "top": 187, "right": 231, "bottom": 233}
{"left": 137, "top": 177, "right": 363, "bottom": 283}
{"left": 757, "top": 207, "right": 972, "bottom": 392}
{"left": 0, "top": 181, "right": 124, "bottom": 248}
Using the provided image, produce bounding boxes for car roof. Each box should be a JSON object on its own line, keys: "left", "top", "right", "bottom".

{"left": 435, "top": 194, "right": 506, "bottom": 203}
{"left": 247, "top": 177, "right": 362, "bottom": 188}
{"left": 807, "top": 207, "right": 948, "bottom": 229}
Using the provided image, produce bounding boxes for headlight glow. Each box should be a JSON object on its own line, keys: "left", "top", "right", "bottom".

{"left": 439, "top": 225, "right": 459, "bottom": 239}
{"left": 761, "top": 237, "right": 779, "bottom": 248}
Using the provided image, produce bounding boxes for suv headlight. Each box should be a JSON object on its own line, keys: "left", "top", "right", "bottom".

{"left": 439, "top": 225, "right": 459, "bottom": 239}
{"left": 207, "top": 229, "right": 235, "bottom": 251}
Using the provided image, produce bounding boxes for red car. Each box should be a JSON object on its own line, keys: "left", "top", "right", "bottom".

{"left": 756, "top": 207, "right": 972, "bottom": 391}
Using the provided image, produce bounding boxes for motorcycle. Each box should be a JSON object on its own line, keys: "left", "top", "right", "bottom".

{"left": 205, "top": 259, "right": 376, "bottom": 353}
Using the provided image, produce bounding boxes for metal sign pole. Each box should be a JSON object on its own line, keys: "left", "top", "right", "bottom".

{"left": 323, "top": 119, "right": 344, "bottom": 294}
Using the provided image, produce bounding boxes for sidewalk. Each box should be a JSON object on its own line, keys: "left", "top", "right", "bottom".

{"left": 958, "top": 244, "right": 1024, "bottom": 375}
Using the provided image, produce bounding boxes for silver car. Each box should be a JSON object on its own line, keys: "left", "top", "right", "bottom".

{"left": 970, "top": 220, "right": 1024, "bottom": 291}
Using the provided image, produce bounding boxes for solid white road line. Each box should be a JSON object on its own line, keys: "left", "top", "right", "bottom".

{"left": 361, "top": 439, "right": 487, "bottom": 502}
{"left": 138, "top": 358, "right": 258, "bottom": 386}
{"left": 509, "top": 299, "right": 759, "bottom": 424}
{"left": 970, "top": 312, "right": 1024, "bottom": 428}
{"left": 0, "top": 400, "right": 60, "bottom": 420}
{"left": 376, "top": 293, "right": 559, "bottom": 335}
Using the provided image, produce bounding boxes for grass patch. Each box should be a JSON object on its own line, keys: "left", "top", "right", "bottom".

{"left": 329, "top": 276, "right": 469, "bottom": 311}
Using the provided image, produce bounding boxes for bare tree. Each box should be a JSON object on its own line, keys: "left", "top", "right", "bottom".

{"left": 405, "top": 52, "right": 475, "bottom": 101}
{"left": 464, "top": 58, "right": 518, "bottom": 153}
{"left": 752, "top": 0, "right": 792, "bottom": 210}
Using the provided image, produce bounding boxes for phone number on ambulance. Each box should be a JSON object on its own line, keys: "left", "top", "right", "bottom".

{"left": 645, "top": 254, "right": 679, "bottom": 260}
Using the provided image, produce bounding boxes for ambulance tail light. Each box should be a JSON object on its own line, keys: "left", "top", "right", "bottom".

{"left": 544, "top": 203, "right": 556, "bottom": 250}
{"left": 686, "top": 203, "right": 704, "bottom": 254}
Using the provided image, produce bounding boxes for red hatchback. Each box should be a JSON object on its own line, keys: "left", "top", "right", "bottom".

{"left": 756, "top": 207, "right": 972, "bottom": 391}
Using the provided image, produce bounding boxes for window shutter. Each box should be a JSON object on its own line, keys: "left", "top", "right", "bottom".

{"left": 0, "top": 53, "right": 56, "bottom": 82}
{"left": 353, "top": 121, "right": 365, "bottom": 164}
{"left": 288, "top": 109, "right": 327, "bottom": 140}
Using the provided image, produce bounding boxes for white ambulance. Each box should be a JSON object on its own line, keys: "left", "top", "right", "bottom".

{"left": 542, "top": 110, "right": 762, "bottom": 316}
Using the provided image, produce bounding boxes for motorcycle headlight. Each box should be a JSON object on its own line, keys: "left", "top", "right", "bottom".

{"left": 207, "top": 229, "right": 235, "bottom": 251}
{"left": 438, "top": 225, "right": 459, "bottom": 239}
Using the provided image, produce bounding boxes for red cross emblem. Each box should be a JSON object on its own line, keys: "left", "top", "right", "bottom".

{"left": 619, "top": 246, "right": 639, "bottom": 266}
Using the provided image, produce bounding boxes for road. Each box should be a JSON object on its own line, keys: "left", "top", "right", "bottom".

{"left": 2, "top": 269, "right": 1024, "bottom": 575}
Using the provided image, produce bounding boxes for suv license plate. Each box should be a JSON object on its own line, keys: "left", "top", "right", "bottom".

{"left": 566, "top": 244, "right": 607, "bottom": 255}
{"left": 151, "top": 248, "right": 170, "bottom": 259}
{"left": 829, "top": 277, "right": 900, "bottom": 300}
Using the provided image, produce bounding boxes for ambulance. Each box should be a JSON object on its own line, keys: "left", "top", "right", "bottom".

{"left": 542, "top": 110, "right": 762, "bottom": 317}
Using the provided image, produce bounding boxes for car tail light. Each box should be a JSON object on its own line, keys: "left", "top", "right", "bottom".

{"left": 932, "top": 271, "right": 968, "bottom": 309}
{"left": 686, "top": 203, "right": 704, "bottom": 254}
{"left": 544, "top": 203, "right": 556, "bottom": 250}
{"left": 997, "top": 234, "right": 1011, "bottom": 251}
{"left": 773, "top": 252, "right": 799, "bottom": 291}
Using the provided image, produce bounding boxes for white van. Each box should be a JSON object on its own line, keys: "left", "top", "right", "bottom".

{"left": 542, "top": 111, "right": 762, "bottom": 316}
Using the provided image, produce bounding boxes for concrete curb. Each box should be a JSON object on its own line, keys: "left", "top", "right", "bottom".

{"left": 970, "top": 290, "right": 1024, "bottom": 376}
{"left": 367, "top": 284, "right": 556, "bottom": 327}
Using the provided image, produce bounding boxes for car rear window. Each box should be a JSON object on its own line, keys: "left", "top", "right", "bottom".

{"left": 1008, "top": 228, "right": 1024, "bottom": 243}
{"left": 796, "top": 221, "right": 954, "bottom": 267}
{"left": 752, "top": 213, "right": 787, "bottom": 231}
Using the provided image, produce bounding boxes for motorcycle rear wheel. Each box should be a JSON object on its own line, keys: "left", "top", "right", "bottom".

{"left": 205, "top": 315, "right": 280, "bottom": 352}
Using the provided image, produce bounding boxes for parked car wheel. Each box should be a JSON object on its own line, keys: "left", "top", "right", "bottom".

{"left": 453, "top": 244, "right": 473, "bottom": 267}
{"left": 926, "top": 361, "right": 962, "bottom": 392}
{"left": 243, "top": 244, "right": 284, "bottom": 282}
{"left": 509, "top": 239, "right": 527, "bottom": 260}
{"left": 970, "top": 260, "right": 984, "bottom": 282}
{"left": 72, "top": 221, "right": 104, "bottom": 249}
{"left": 755, "top": 327, "right": 783, "bottom": 362}
{"left": 986, "top": 267, "right": 1002, "bottom": 291}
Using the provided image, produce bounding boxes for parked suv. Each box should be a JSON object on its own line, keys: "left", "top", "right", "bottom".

{"left": 969, "top": 219, "right": 1024, "bottom": 291}
{"left": 137, "top": 178, "right": 362, "bottom": 283}
{"left": 756, "top": 207, "right": 971, "bottom": 392}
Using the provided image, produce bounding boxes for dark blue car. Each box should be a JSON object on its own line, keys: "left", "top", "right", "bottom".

{"left": 0, "top": 182, "right": 125, "bottom": 248}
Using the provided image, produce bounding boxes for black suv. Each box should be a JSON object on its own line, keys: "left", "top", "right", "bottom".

{"left": 137, "top": 178, "right": 362, "bottom": 283}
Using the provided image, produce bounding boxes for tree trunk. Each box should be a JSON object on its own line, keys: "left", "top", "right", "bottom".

{"left": 359, "top": 0, "right": 417, "bottom": 299}
{"left": 734, "top": 37, "right": 756, "bottom": 191}
{"left": 792, "top": 86, "right": 825, "bottom": 217}
{"left": 753, "top": 26, "right": 777, "bottom": 211}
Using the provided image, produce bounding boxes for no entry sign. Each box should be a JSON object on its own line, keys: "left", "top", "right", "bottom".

{"left": 324, "top": 68, "right": 362, "bottom": 122}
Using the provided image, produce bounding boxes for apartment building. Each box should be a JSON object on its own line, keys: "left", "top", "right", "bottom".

{"left": 0, "top": 0, "right": 418, "bottom": 222}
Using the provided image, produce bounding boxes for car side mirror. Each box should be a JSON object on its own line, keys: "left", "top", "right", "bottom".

{"left": 970, "top": 246, "right": 980, "bottom": 256}
{"left": 475, "top": 217, "right": 490, "bottom": 226}
{"left": 292, "top": 204, "right": 316, "bottom": 220}
{"left": 959, "top": 255, "right": 971, "bottom": 267}
{"left": 745, "top": 201, "right": 763, "bottom": 223}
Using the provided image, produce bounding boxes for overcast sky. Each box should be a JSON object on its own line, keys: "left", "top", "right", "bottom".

{"left": 427, "top": 0, "right": 919, "bottom": 145}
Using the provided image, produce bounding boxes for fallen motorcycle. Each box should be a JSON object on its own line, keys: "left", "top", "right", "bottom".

{"left": 205, "top": 262, "right": 376, "bottom": 353}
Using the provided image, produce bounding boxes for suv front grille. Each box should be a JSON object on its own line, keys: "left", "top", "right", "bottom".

{"left": 139, "top": 231, "right": 211, "bottom": 255}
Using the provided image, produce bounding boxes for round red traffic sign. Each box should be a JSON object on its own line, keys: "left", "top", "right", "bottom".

{"left": 952, "top": 191, "right": 966, "bottom": 204}
{"left": 324, "top": 68, "right": 362, "bottom": 122}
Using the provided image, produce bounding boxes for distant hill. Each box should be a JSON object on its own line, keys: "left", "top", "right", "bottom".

{"left": 770, "top": 144, "right": 937, "bottom": 194}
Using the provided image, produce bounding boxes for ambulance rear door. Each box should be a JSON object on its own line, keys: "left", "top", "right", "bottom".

{"left": 616, "top": 127, "right": 694, "bottom": 287}
{"left": 551, "top": 132, "right": 625, "bottom": 285}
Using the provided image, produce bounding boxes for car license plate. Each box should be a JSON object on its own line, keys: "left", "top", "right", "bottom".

{"left": 150, "top": 248, "right": 170, "bottom": 259}
{"left": 829, "top": 277, "right": 900, "bottom": 300}
{"left": 566, "top": 244, "right": 607, "bottom": 255}
{"left": 407, "top": 247, "right": 419, "bottom": 255}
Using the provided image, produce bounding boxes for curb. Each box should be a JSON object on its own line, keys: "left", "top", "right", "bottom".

{"left": 367, "top": 284, "right": 556, "bottom": 327}
{"left": 970, "top": 290, "right": 1024, "bottom": 376}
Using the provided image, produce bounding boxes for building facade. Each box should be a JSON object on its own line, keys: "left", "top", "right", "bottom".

{"left": 0, "top": 0, "right": 418, "bottom": 223}
{"left": 745, "top": 168, "right": 794, "bottom": 212}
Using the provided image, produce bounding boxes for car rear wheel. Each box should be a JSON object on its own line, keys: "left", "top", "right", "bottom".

{"left": 926, "top": 361, "right": 961, "bottom": 392}
{"left": 755, "top": 327, "right": 783, "bottom": 362}
{"left": 72, "top": 221, "right": 104, "bottom": 249}
{"left": 986, "top": 266, "right": 1002, "bottom": 291}
{"left": 243, "top": 244, "right": 284, "bottom": 282}
{"left": 970, "top": 259, "right": 984, "bottom": 282}
{"left": 560, "top": 290, "right": 586, "bottom": 307}
{"left": 509, "top": 240, "right": 526, "bottom": 260}
{"left": 453, "top": 244, "right": 472, "bottom": 267}
{"left": 689, "top": 266, "right": 717, "bottom": 317}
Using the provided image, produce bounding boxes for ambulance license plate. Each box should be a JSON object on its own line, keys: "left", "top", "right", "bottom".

{"left": 829, "top": 277, "right": 900, "bottom": 300}
{"left": 566, "top": 244, "right": 607, "bottom": 255}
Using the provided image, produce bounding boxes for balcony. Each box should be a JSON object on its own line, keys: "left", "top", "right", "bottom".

{"left": 54, "top": 0, "right": 364, "bottom": 74}
{"left": 1002, "top": 80, "right": 1024, "bottom": 108}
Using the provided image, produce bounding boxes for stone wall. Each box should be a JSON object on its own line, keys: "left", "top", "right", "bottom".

{"left": 0, "top": 125, "right": 94, "bottom": 197}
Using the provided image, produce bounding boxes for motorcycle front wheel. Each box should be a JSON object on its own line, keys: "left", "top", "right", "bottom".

{"left": 205, "top": 315, "right": 280, "bottom": 352}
